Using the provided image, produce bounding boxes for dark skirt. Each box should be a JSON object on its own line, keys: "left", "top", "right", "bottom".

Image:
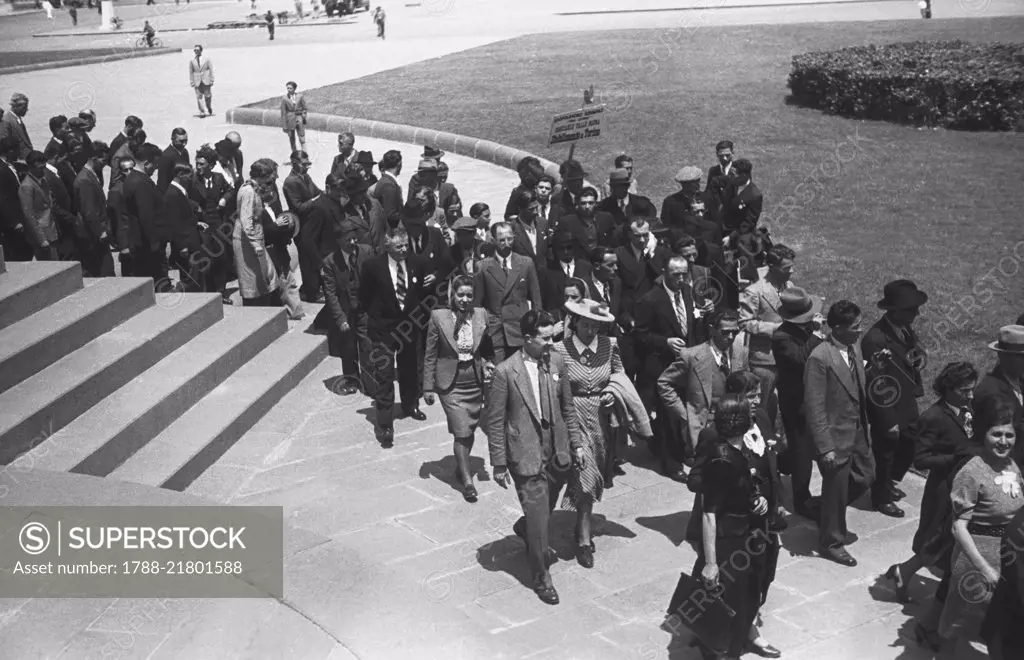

{"left": 438, "top": 361, "right": 483, "bottom": 438}
{"left": 667, "top": 521, "right": 780, "bottom": 656}
{"left": 912, "top": 469, "right": 955, "bottom": 565}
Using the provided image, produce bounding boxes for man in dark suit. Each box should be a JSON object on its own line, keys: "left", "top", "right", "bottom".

{"left": 122, "top": 143, "right": 169, "bottom": 281}
{"left": 449, "top": 215, "right": 495, "bottom": 276}
{"left": 372, "top": 149, "right": 404, "bottom": 228}
{"left": 301, "top": 173, "right": 348, "bottom": 302}
{"left": 558, "top": 187, "right": 617, "bottom": 260}
{"left": 488, "top": 309, "right": 582, "bottom": 605}
{"left": 616, "top": 219, "right": 668, "bottom": 377}
{"left": 553, "top": 159, "right": 588, "bottom": 219}
{"left": 805, "top": 300, "right": 876, "bottom": 567}
{"left": 0, "top": 93, "right": 32, "bottom": 161}
{"left": 402, "top": 195, "right": 454, "bottom": 289}
{"left": 719, "top": 158, "right": 763, "bottom": 237}
{"left": 225, "top": 131, "right": 244, "bottom": 175}
{"left": 541, "top": 230, "right": 591, "bottom": 310}
{"left": 660, "top": 166, "right": 725, "bottom": 272}
{"left": 596, "top": 168, "right": 656, "bottom": 237}
{"left": 473, "top": 222, "right": 543, "bottom": 363}
{"left": 315, "top": 223, "right": 373, "bottom": 396}
{"left": 107, "top": 115, "right": 143, "bottom": 169}
{"left": 42, "top": 142, "right": 81, "bottom": 261}
{"left": 862, "top": 280, "right": 928, "bottom": 519}
{"left": 358, "top": 228, "right": 430, "bottom": 444}
{"left": 406, "top": 158, "right": 458, "bottom": 211}
{"left": 975, "top": 324, "right": 1024, "bottom": 469}
{"left": 329, "top": 132, "right": 357, "bottom": 180}
{"left": 772, "top": 287, "right": 826, "bottom": 520}
{"left": 156, "top": 128, "right": 190, "bottom": 193}
{"left": 0, "top": 136, "right": 32, "bottom": 262}
{"left": 580, "top": 246, "right": 622, "bottom": 315}
{"left": 42, "top": 115, "right": 68, "bottom": 161}
{"left": 165, "top": 163, "right": 205, "bottom": 292}
{"left": 72, "top": 141, "right": 114, "bottom": 277}
{"left": 282, "top": 150, "right": 324, "bottom": 302}
{"left": 509, "top": 188, "right": 550, "bottom": 268}
{"left": 189, "top": 146, "right": 233, "bottom": 302}
{"left": 705, "top": 139, "right": 734, "bottom": 197}
{"left": 535, "top": 174, "right": 559, "bottom": 229}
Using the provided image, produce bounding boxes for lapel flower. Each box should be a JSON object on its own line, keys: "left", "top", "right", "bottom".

{"left": 995, "top": 469, "right": 1022, "bottom": 498}
{"left": 963, "top": 410, "right": 973, "bottom": 437}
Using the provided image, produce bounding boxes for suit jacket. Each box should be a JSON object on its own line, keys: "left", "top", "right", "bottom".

{"left": 165, "top": 182, "right": 201, "bottom": 252}
{"left": 486, "top": 350, "right": 582, "bottom": 477}
{"left": 0, "top": 112, "right": 32, "bottom": 161}
{"left": 450, "top": 239, "right": 495, "bottom": 276}
{"left": 472, "top": 252, "right": 543, "bottom": 348}
{"left": 615, "top": 244, "right": 669, "bottom": 325}
{"left": 371, "top": 172, "right": 403, "bottom": 227}
{"left": 406, "top": 178, "right": 459, "bottom": 209}
{"left": 405, "top": 223, "right": 454, "bottom": 283}
{"left": 73, "top": 166, "right": 108, "bottom": 241}
{"left": 805, "top": 340, "right": 871, "bottom": 459}
{"left": 43, "top": 166, "right": 83, "bottom": 243}
{"left": 633, "top": 278, "right": 709, "bottom": 360}
{"left": 861, "top": 317, "right": 925, "bottom": 432}
{"left": 720, "top": 182, "right": 763, "bottom": 234}
{"left": 189, "top": 55, "right": 214, "bottom": 86}
{"left": 0, "top": 159, "right": 26, "bottom": 232}
{"left": 557, "top": 211, "right": 618, "bottom": 260}
{"left": 581, "top": 273, "right": 623, "bottom": 318}
{"left": 660, "top": 190, "right": 723, "bottom": 248}
{"left": 541, "top": 258, "right": 592, "bottom": 310}
{"left": 657, "top": 339, "right": 749, "bottom": 449}
{"left": 156, "top": 144, "right": 190, "bottom": 194}
{"left": 974, "top": 367, "right": 1024, "bottom": 468}
{"left": 595, "top": 193, "right": 657, "bottom": 228}
{"left": 280, "top": 93, "right": 307, "bottom": 130}
{"left": 330, "top": 151, "right": 357, "bottom": 180}
{"left": 738, "top": 276, "right": 786, "bottom": 367}
{"left": 19, "top": 173, "right": 57, "bottom": 247}
{"left": 423, "top": 308, "right": 494, "bottom": 393}
{"left": 772, "top": 322, "right": 824, "bottom": 437}
{"left": 510, "top": 216, "right": 550, "bottom": 267}
{"left": 358, "top": 253, "right": 428, "bottom": 344}
{"left": 282, "top": 170, "right": 322, "bottom": 216}
{"left": 314, "top": 243, "right": 372, "bottom": 348}
{"left": 122, "top": 169, "right": 167, "bottom": 251}
{"left": 189, "top": 171, "right": 231, "bottom": 226}
{"left": 342, "top": 196, "right": 387, "bottom": 255}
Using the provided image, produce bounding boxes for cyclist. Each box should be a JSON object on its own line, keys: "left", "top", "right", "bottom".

{"left": 142, "top": 20, "right": 156, "bottom": 47}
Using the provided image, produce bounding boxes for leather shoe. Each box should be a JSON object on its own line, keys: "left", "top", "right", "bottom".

{"left": 820, "top": 545, "right": 857, "bottom": 567}
{"left": 876, "top": 502, "right": 905, "bottom": 518}
{"left": 890, "top": 483, "right": 907, "bottom": 500}
{"left": 844, "top": 532, "right": 859, "bottom": 545}
{"left": 744, "top": 641, "right": 782, "bottom": 658}
{"left": 576, "top": 542, "right": 595, "bottom": 569}
{"left": 533, "top": 580, "right": 559, "bottom": 605}
{"left": 404, "top": 408, "right": 427, "bottom": 421}
{"left": 665, "top": 467, "right": 688, "bottom": 484}
{"left": 462, "top": 484, "right": 478, "bottom": 503}
{"left": 378, "top": 427, "right": 394, "bottom": 447}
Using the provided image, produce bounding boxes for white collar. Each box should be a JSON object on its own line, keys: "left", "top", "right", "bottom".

{"left": 170, "top": 180, "right": 187, "bottom": 196}
{"left": 664, "top": 280, "right": 679, "bottom": 299}
{"left": 45, "top": 163, "right": 59, "bottom": 174}
{"left": 709, "top": 342, "right": 724, "bottom": 365}
{"left": 572, "top": 334, "right": 598, "bottom": 355}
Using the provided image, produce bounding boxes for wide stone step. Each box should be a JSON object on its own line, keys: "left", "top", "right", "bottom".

{"left": 108, "top": 328, "right": 327, "bottom": 491}
{"left": 0, "top": 293, "right": 222, "bottom": 465}
{"left": 0, "top": 261, "right": 82, "bottom": 332}
{"left": 0, "top": 277, "right": 154, "bottom": 396}
{"left": 21, "top": 306, "right": 288, "bottom": 478}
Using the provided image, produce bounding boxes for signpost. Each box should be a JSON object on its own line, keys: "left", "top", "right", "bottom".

{"left": 549, "top": 86, "right": 604, "bottom": 161}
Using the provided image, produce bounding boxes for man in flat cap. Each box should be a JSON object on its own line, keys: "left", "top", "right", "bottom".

{"left": 661, "top": 165, "right": 729, "bottom": 296}
{"left": 0, "top": 93, "right": 32, "bottom": 161}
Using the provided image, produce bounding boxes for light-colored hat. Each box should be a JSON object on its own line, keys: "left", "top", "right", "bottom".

{"left": 608, "top": 168, "right": 632, "bottom": 184}
{"left": 417, "top": 158, "right": 438, "bottom": 172}
{"left": 674, "top": 165, "right": 702, "bottom": 183}
{"left": 778, "top": 287, "right": 823, "bottom": 324}
{"left": 988, "top": 325, "right": 1024, "bottom": 354}
{"left": 451, "top": 216, "right": 476, "bottom": 232}
{"left": 565, "top": 298, "right": 616, "bottom": 323}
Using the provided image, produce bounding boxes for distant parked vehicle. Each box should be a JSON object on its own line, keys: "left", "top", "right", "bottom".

{"left": 324, "top": 0, "right": 369, "bottom": 17}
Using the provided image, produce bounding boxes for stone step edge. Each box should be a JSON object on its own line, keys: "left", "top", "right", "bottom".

{"left": 0, "top": 261, "right": 83, "bottom": 331}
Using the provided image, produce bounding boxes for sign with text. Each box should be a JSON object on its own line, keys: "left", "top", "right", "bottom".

{"left": 0, "top": 506, "right": 283, "bottom": 598}
{"left": 548, "top": 104, "right": 605, "bottom": 146}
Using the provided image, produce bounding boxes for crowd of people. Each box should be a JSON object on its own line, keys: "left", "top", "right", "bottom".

{"left": 1, "top": 88, "right": 1022, "bottom": 660}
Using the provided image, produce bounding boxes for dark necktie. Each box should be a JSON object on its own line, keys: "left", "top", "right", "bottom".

{"left": 720, "top": 352, "right": 730, "bottom": 378}
{"left": 848, "top": 347, "right": 860, "bottom": 388}
{"left": 502, "top": 258, "right": 509, "bottom": 274}
{"left": 539, "top": 355, "right": 553, "bottom": 432}
{"left": 395, "top": 261, "right": 407, "bottom": 307}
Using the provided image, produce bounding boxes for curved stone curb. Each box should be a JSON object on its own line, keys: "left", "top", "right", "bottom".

{"left": 226, "top": 107, "right": 573, "bottom": 184}
{"left": 0, "top": 47, "right": 183, "bottom": 75}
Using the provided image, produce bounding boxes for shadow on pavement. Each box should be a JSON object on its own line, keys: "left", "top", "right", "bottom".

{"left": 637, "top": 510, "right": 691, "bottom": 547}
{"left": 418, "top": 455, "right": 489, "bottom": 493}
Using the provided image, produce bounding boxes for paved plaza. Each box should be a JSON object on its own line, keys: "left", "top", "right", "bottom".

{"left": 2, "top": 0, "right": 1023, "bottom": 657}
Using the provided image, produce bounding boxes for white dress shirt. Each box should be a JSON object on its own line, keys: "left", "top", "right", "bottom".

{"left": 561, "top": 260, "right": 574, "bottom": 278}
{"left": 522, "top": 353, "right": 542, "bottom": 410}
{"left": 522, "top": 223, "right": 538, "bottom": 254}
{"left": 664, "top": 281, "right": 687, "bottom": 338}
{"left": 592, "top": 278, "right": 607, "bottom": 303}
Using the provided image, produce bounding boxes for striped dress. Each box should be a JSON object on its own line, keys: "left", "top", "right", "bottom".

{"left": 554, "top": 335, "right": 623, "bottom": 509}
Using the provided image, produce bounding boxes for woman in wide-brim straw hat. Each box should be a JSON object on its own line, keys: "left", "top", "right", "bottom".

{"left": 551, "top": 298, "right": 624, "bottom": 569}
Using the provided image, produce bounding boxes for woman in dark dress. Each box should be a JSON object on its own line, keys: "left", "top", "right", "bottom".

{"left": 423, "top": 275, "right": 495, "bottom": 503}
{"left": 981, "top": 504, "right": 1024, "bottom": 659}
{"left": 667, "top": 394, "right": 781, "bottom": 660}
{"left": 882, "top": 363, "right": 978, "bottom": 644}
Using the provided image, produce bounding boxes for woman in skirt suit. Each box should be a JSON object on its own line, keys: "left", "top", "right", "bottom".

{"left": 423, "top": 274, "right": 495, "bottom": 503}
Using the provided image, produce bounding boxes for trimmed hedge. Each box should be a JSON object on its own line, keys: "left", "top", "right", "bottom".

{"left": 787, "top": 40, "right": 1024, "bottom": 131}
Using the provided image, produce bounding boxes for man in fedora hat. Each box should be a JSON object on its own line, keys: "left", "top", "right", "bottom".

{"left": 421, "top": 145, "right": 444, "bottom": 162}
{"left": 975, "top": 325, "right": 1024, "bottom": 468}
{"left": 352, "top": 150, "right": 378, "bottom": 188}
{"left": 407, "top": 157, "right": 459, "bottom": 212}
{"left": 596, "top": 167, "right": 656, "bottom": 231}
{"left": 450, "top": 215, "right": 494, "bottom": 275}
{"left": 330, "top": 132, "right": 357, "bottom": 180}
{"left": 861, "top": 279, "right": 929, "bottom": 518}
{"left": 283, "top": 150, "right": 324, "bottom": 302}
{"left": 337, "top": 170, "right": 387, "bottom": 255}
{"left": 555, "top": 159, "right": 589, "bottom": 218}
{"left": 600, "top": 154, "right": 640, "bottom": 199}
{"left": 541, "top": 229, "right": 592, "bottom": 310}
{"left": 772, "top": 286, "right": 826, "bottom": 520}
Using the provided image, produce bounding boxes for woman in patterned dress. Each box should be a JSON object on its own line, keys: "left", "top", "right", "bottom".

{"left": 553, "top": 298, "right": 624, "bottom": 569}
{"left": 935, "top": 396, "right": 1023, "bottom": 657}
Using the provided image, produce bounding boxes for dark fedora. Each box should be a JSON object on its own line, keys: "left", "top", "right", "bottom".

{"left": 877, "top": 279, "right": 928, "bottom": 311}
{"left": 341, "top": 172, "right": 370, "bottom": 195}
{"left": 778, "top": 287, "right": 823, "bottom": 324}
{"left": 561, "top": 159, "right": 587, "bottom": 180}
{"left": 989, "top": 325, "right": 1024, "bottom": 354}
{"left": 551, "top": 230, "right": 577, "bottom": 247}
{"left": 422, "top": 145, "right": 445, "bottom": 160}
{"left": 354, "top": 150, "right": 376, "bottom": 167}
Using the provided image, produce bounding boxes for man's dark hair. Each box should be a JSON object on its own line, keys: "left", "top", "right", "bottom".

{"left": 469, "top": 202, "right": 489, "bottom": 219}
{"left": 286, "top": 80, "right": 297, "bottom": 88}
{"left": 715, "top": 140, "right": 734, "bottom": 152}
{"left": 171, "top": 127, "right": 187, "bottom": 139}
{"left": 325, "top": 173, "right": 343, "bottom": 190}
{"left": 766, "top": 244, "right": 795, "bottom": 266}
{"left": 173, "top": 163, "right": 193, "bottom": 178}
{"left": 490, "top": 221, "right": 512, "bottom": 239}
{"left": 290, "top": 150, "right": 308, "bottom": 165}
{"left": 707, "top": 308, "right": 740, "bottom": 330}
{"left": 380, "top": 150, "right": 402, "bottom": 171}
{"left": 826, "top": 300, "right": 861, "bottom": 329}
{"left": 932, "top": 362, "right": 979, "bottom": 398}
{"left": 48, "top": 115, "right": 67, "bottom": 134}
{"left": 25, "top": 150, "right": 46, "bottom": 167}
{"left": 195, "top": 146, "right": 217, "bottom": 164}
{"left": 0, "top": 135, "right": 21, "bottom": 156}
{"left": 124, "top": 115, "right": 143, "bottom": 130}
{"left": 135, "top": 143, "right": 162, "bottom": 165}
{"left": 614, "top": 154, "right": 632, "bottom": 168}
{"left": 589, "top": 246, "right": 615, "bottom": 266}
{"left": 517, "top": 188, "right": 538, "bottom": 210}
{"left": 521, "top": 309, "right": 558, "bottom": 339}
{"left": 536, "top": 173, "right": 555, "bottom": 187}
{"left": 579, "top": 186, "right": 599, "bottom": 201}
{"left": 89, "top": 140, "right": 109, "bottom": 158}
{"left": 733, "top": 158, "right": 753, "bottom": 176}
{"left": 672, "top": 233, "right": 697, "bottom": 251}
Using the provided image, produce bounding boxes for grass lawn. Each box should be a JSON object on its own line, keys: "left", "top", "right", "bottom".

{"left": 254, "top": 17, "right": 1024, "bottom": 386}
{"left": 0, "top": 48, "right": 145, "bottom": 69}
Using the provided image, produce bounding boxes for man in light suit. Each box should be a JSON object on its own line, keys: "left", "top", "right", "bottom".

{"left": 188, "top": 45, "right": 215, "bottom": 118}
{"left": 0, "top": 93, "right": 32, "bottom": 161}
{"left": 805, "top": 300, "right": 876, "bottom": 567}
{"left": 657, "top": 309, "right": 748, "bottom": 475}
{"left": 473, "top": 222, "right": 543, "bottom": 363}
{"left": 488, "top": 309, "right": 582, "bottom": 606}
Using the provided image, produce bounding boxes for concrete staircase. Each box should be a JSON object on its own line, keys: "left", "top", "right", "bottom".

{"left": 0, "top": 257, "right": 327, "bottom": 491}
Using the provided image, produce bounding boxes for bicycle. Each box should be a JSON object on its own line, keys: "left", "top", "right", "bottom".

{"left": 135, "top": 35, "right": 163, "bottom": 48}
